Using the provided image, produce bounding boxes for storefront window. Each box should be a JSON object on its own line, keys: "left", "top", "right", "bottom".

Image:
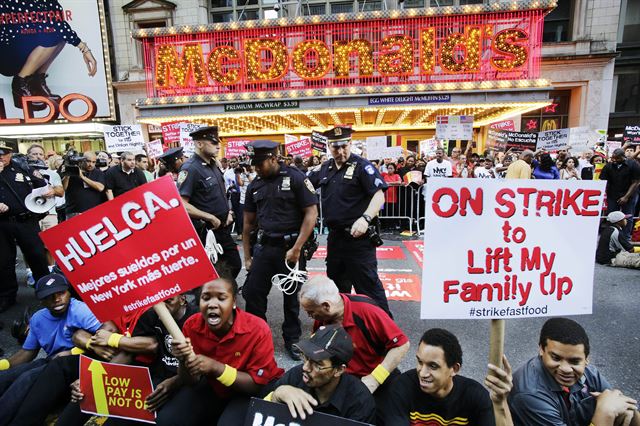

{"left": 211, "top": 11, "right": 235, "bottom": 22}
{"left": 614, "top": 69, "right": 640, "bottom": 114}
{"left": 403, "top": 0, "right": 425, "bottom": 8}
{"left": 331, "top": 2, "right": 354, "bottom": 13}
{"left": 543, "top": 0, "right": 572, "bottom": 42}
{"left": 302, "top": 3, "right": 327, "bottom": 15}
{"left": 360, "top": 1, "right": 382, "bottom": 11}
{"left": 211, "top": 0, "right": 234, "bottom": 7}
{"left": 521, "top": 90, "right": 571, "bottom": 133}
{"left": 237, "top": 8, "right": 260, "bottom": 20}
{"left": 621, "top": 0, "right": 640, "bottom": 43}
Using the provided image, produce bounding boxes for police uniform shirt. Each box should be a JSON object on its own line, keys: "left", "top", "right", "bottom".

{"left": 244, "top": 164, "right": 318, "bottom": 237}
{"left": 177, "top": 154, "right": 228, "bottom": 219}
{"left": 0, "top": 161, "right": 47, "bottom": 216}
{"left": 309, "top": 154, "right": 387, "bottom": 228}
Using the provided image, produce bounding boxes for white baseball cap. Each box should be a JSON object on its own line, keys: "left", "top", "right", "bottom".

{"left": 607, "top": 211, "right": 632, "bottom": 223}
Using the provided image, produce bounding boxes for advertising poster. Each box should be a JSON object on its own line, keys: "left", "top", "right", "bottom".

{"left": 40, "top": 176, "right": 217, "bottom": 322}
{"left": 422, "top": 179, "right": 605, "bottom": 319}
{"left": 0, "top": 0, "right": 114, "bottom": 123}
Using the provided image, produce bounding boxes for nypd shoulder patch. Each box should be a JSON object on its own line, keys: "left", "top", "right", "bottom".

{"left": 177, "top": 171, "right": 188, "bottom": 186}
{"left": 304, "top": 178, "right": 315, "bottom": 193}
{"left": 365, "top": 164, "right": 375, "bottom": 175}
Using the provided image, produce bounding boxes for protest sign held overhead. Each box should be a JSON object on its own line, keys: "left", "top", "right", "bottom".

{"left": 311, "top": 131, "right": 328, "bottom": 154}
{"left": 486, "top": 129, "right": 508, "bottom": 151}
{"left": 567, "top": 126, "right": 600, "bottom": 153}
{"left": 103, "top": 125, "right": 145, "bottom": 153}
{"left": 179, "top": 123, "right": 206, "bottom": 157}
{"left": 422, "top": 179, "right": 605, "bottom": 320}
{"left": 161, "top": 121, "right": 181, "bottom": 148}
{"left": 490, "top": 120, "right": 516, "bottom": 131}
{"left": 623, "top": 125, "right": 640, "bottom": 144}
{"left": 284, "top": 134, "right": 313, "bottom": 158}
{"left": 224, "top": 139, "right": 249, "bottom": 157}
{"left": 536, "top": 129, "right": 570, "bottom": 151}
{"left": 79, "top": 356, "right": 155, "bottom": 424}
{"left": 145, "top": 140, "right": 164, "bottom": 159}
{"left": 40, "top": 176, "right": 217, "bottom": 322}
{"left": 436, "top": 115, "right": 473, "bottom": 140}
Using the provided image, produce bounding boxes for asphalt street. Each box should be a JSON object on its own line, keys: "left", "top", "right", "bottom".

{"left": 1, "top": 231, "right": 639, "bottom": 399}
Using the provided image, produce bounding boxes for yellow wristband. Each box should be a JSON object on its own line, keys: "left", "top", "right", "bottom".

{"left": 264, "top": 392, "right": 274, "bottom": 402}
{"left": 0, "top": 359, "right": 10, "bottom": 371}
{"left": 108, "top": 333, "right": 124, "bottom": 348}
{"left": 86, "top": 340, "right": 93, "bottom": 351}
{"left": 71, "top": 347, "right": 85, "bottom": 355}
{"left": 217, "top": 364, "right": 238, "bottom": 387}
{"left": 371, "top": 364, "right": 390, "bottom": 385}
{"left": 633, "top": 247, "right": 640, "bottom": 253}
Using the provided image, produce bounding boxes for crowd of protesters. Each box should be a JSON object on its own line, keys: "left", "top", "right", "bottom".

{"left": 0, "top": 132, "right": 639, "bottom": 425}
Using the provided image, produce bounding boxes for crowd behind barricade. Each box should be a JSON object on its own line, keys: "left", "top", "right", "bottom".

{"left": 0, "top": 129, "right": 639, "bottom": 425}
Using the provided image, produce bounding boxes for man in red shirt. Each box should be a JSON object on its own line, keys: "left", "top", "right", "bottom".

{"left": 299, "top": 276, "right": 410, "bottom": 397}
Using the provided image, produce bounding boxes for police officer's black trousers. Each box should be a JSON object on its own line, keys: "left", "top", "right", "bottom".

{"left": 242, "top": 243, "right": 303, "bottom": 345}
{"left": 0, "top": 218, "right": 49, "bottom": 300}
{"left": 326, "top": 230, "right": 392, "bottom": 317}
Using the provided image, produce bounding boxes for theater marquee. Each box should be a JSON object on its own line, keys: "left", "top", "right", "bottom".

{"left": 136, "top": 2, "right": 553, "bottom": 105}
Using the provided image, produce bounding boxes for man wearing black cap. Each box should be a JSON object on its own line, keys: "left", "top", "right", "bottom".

{"left": 263, "top": 324, "right": 376, "bottom": 423}
{"left": 242, "top": 140, "right": 318, "bottom": 360}
{"left": 0, "top": 273, "right": 101, "bottom": 424}
{"left": 178, "top": 126, "right": 242, "bottom": 278}
{"left": 308, "top": 126, "right": 391, "bottom": 316}
{"left": 157, "top": 146, "right": 185, "bottom": 180}
{"left": 0, "top": 143, "right": 51, "bottom": 312}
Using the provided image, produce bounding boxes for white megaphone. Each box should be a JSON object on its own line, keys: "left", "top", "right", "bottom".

{"left": 25, "top": 189, "right": 56, "bottom": 214}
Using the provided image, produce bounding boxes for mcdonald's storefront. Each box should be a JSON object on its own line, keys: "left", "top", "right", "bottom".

{"left": 129, "top": 0, "right": 589, "bottom": 154}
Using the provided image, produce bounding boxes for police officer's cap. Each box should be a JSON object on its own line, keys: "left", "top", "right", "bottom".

{"left": 158, "top": 147, "right": 184, "bottom": 164}
{"left": 189, "top": 126, "right": 220, "bottom": 143}
{"left": 247, "top": 140, "right": 279, "bottom": 164}
{"left": 323, "top": 126, "right": 352, "bottom": 147}
{"left": 0, "top": 144, "right": 15, "bottom": 155}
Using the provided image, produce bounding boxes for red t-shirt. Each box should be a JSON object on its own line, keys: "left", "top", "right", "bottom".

{"left": 382, "top": 173, "right": 401, "bottom": 204}
{"left": 182, "top": 308, "right": 284, "bottom": 398}
{"left": 314, "top": 294, "right": 409, "bottom": 378}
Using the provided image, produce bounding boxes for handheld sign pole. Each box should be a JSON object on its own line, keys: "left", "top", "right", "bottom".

{"left": 153, "top": 302, "right": 186, "bottom": 343}
{"left": 488, "top": 319, "right": 505, "bottom": 373}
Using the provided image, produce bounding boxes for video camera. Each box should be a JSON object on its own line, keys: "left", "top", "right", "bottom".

{"left": 60, "top": 150, "right": 107, "bottom": 176}
{"left": 11, "top": 153, "right": 48, "bottom": 172}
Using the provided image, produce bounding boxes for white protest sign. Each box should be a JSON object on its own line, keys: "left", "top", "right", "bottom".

{"left": 365, "top": 136, "right": 388, "bottom": 160}
{"left": 103, "top": 125, "right": 144, "bottom": 153}
{"left": 536, "top": 129, "right": 570, "bottom": 151}
{"left": 436, "top": 115, "right": 473, "bottom": 140}
{"left": 605, "top": 141, "right": 622, "bottom": 157}
{"left": 421, "top": 179, "right": 605, "bottom": 319}
{"left": 568, "top": 127, "right": 600, "bottom": 154}
{"left": 179, "top": 123, "right": 206, "bottom": 157}
{"left": 419, "top": 138, "right": 439, "bottom": 157}
{"left": 376, "top": 146, "right": 405, "bottom": 161}
{"left": 145, "top": 139, "right": 164, "bottom": 159}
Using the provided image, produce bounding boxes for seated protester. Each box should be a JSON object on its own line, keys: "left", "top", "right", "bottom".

{"left": 262, "top": 324, "right": 376, "bottom": 423}
{"left": 382, "top": 328, "right": 514, "bottom": 426}
{"left": 595, "top": 211, "right": 640, "bottom": 269}
{"left": 162, "top": 278, "right": 284, "bottom": 425}
{"left": 37, "top": 294, "right": 198, "bottom": 426}
{"left": 509, "top": 317, "right": 640, "bottom": 426}
{"left": 0, "top": 274, "right": 101, "bottom": 425}
{"left": 299, "top": 276, "right": 410, "bottom": 395}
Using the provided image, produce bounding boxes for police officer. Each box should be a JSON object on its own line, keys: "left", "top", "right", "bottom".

{"left": 308, "top": 127, "right": 392, "bottom": 316}
{"left": 0, "top": 144, "right": 51, "bottom": 312}
{"left": 177, "top": 126, "right": 242, "bottom": 279}
{"left": 242, "top": 140, "right": 318, "bottom": 360}
{"left": 157, "top": 146, "right": 185, "bottom": 180}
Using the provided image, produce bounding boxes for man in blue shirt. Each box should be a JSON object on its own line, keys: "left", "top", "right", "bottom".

{"left": 509, "top": 317, "right": 639, "bottom": 425}
{"left": 0, "top": 273, "right": 101, "bottom": 424}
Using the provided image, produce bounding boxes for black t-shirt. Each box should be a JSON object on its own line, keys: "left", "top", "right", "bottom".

{"left": 104, "top": 166, "right": 147, "bottom": 198}
{"left": 263, "top": 364, "right": 376, "bottom": 424}
{"left": 132, "top": 305, "right": 197, "bottom": 382}
{"left": 381, "top": 370, "right": 494, "bottom": 426}
{"left": 65, "top": 168, "right": 106, "bottom": 214}
{"left": 600, "top": 159, "right": 640, "bottom": 200}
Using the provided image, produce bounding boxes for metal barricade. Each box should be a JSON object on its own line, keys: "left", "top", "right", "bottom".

{"left": 378, "top": 184, "right": 416, "bottom": 233}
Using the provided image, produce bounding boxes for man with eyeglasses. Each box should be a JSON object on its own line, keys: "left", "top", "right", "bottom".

{"left": 308, "top": 126, "right": 391, "bottom": 317}
{"left": 263, "top": 324, "right": 376, "bottom": 423}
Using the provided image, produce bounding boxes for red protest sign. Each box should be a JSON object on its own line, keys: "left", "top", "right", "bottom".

{"left": 40, "top": 176, "right": 217, "bottom": 322}
{"left": 225, "top": 139, "right": 249, "bottom": 157}
{"left": 489, "top": 120, "right": 516, "bottom": 131}
{"left": 285, "top": 137, "right": 313, "bottom": 158}
{"left": 79, "top": 355, "right": 155, "bottom": 424}
{"left": 160, "top": 121, "right": 181, "bottom": 148}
